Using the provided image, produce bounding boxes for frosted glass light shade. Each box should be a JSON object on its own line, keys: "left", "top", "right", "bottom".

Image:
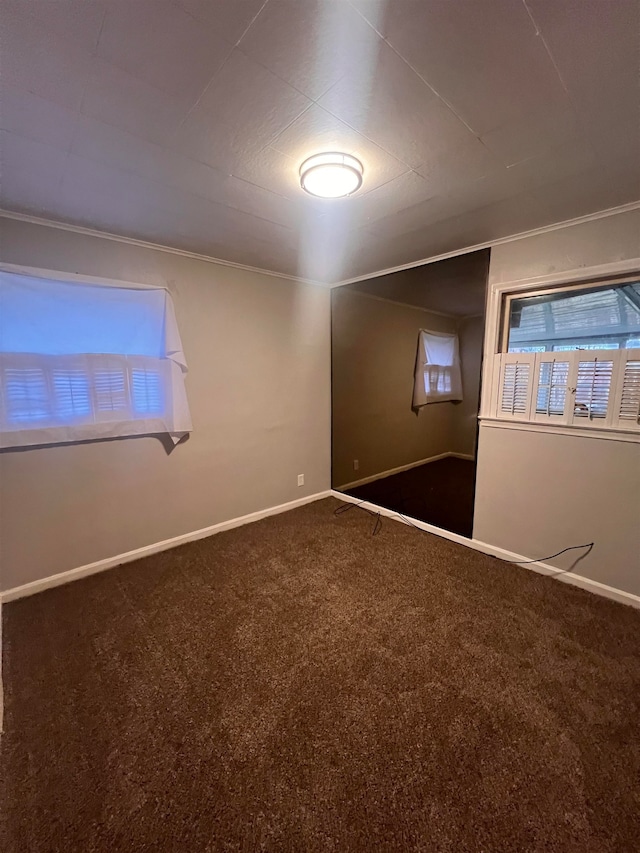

{"left": 299, "top": 152, "right": 364, "bottom": 198}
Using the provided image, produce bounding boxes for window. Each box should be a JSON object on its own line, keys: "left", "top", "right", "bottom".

{"left": 412, "top": 330, "right": 463, "bottom": 409}
{"left": 491, "top": 277, "right": 640, "bottom": 433}
{"left": 0, "top": 269, "right": 192, "bottom": 448}
{"left": 506, "top": 281, "right": 640, "bottom": 352}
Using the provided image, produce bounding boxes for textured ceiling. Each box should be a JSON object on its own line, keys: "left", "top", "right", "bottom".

{"left": 349, "top": 249, "right": 490, "bottom": 316}
{"left": 1, "top": 0, "right": 639, "bottom": 283}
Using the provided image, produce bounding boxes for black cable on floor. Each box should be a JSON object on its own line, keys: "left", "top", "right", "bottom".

{"left": 506, "top": 542, "right": 593, "bottom": 564}
{"left": 334, "top": 499, "right": 594, "bottom": 570}
{"left": 334, "top": 497, "right": 383, "bottom": 536}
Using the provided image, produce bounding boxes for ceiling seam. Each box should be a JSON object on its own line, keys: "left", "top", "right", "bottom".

{"left": 167, "top": 49, "right": 236, "bottom": 150}
{"left": 257, "top": 100, "right": 317, "bottom": 158}
{"left": 93, "top": 7, "right": 108, "bottom": 53}
{"left": 383, "top": 42, "right": 479, "bottom": 138}
{"left": 234, "top": 0, "right": 271, "bottom": 47}
{"left": 292, "top": 99, "right": 419, "bottom": 177}
{"left": 10, "top": 120, "right": 285, "bottom": 233}
{"left": 42, "top": 4, "right": 110, "bottom": 202}
{"left": 347, "top": 0, "right": 480, "bottom": 139}
{"left": 341, "top": 6, "right": 512, "bottom": 187}
{"left": 246, "top": 7, "right": 423, "bottom": 175}
{"left": 521, "top": 0, "right": 570, "bottom": 94}
{"left": 29, "top": 108, "right": 297, "bottom": 235}
{"left": 169, "top": 6, "right": 320, "bottom": 162}
{"left": 163, "top": 0, "right": 264, "bottom": 152}
{"left": 231, "top": 0, "right": 342, "bottom": 108}
{"left": 520, "top": 0, "right": 603, "bottom": 172}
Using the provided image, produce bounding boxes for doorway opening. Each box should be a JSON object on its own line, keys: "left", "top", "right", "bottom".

{"left": 331, "top": 249, "right": 490, "bottom": 539}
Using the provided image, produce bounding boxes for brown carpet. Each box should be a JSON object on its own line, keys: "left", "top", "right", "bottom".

{"left": 344, "top": 456, "right": 477, "bottom": 537}
{"left": 2, "top": 498, "right": 639, "bottom": 853}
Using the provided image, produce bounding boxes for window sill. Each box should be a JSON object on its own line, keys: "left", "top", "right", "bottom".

{"left": 478, "top": 416, "right": 640, "bottom": 443}
{"left": 0, "top": 417, "right": 182, "bottom": 450}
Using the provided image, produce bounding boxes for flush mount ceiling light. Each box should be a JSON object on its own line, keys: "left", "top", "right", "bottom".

{"left": 299, "top": 152, "right": 364, "bottom": 198}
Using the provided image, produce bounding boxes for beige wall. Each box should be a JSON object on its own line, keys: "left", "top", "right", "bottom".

{"left": 332, "top": 289, "right": 464, "bottom": 487}
{"left": 487, "top": 208, "right": 640, "bottom": 285}
{"left": 474, "top": 427, "right": 640, "bottom": 596}
{"left": 474, "top": 208, "right": 640, "bottom": 597}
{"left": 452, "top": 314, "right": 484, "bottom": 457}
{"left": 0, "top": 218, "right": 331, "bottom": 591}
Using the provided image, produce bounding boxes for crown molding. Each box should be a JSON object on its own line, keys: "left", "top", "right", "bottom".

{"left": 331, "top": 200, "right": 640, "bottom": 288}
{"left": 334, "top": 287, "right": 459, "bottom": 319}
{"left": 0, "top": 209, "right": 327, "bottom": 288}
{"left": 3, "top": 200, "right": 638, "bottom": 291}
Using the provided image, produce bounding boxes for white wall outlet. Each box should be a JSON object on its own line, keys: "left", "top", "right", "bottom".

{"left": 297, "top": 474, "right": 304, "bottom": 486}
{"left": 353, "top": 459, "right": 359, "bottom": 471}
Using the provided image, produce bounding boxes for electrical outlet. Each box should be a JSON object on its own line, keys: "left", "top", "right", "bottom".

{"left": 353, "top": 459, "right": 359, "bottom": 471}
{"left": 297, "top": 474, "right": 304, "bottom": 487}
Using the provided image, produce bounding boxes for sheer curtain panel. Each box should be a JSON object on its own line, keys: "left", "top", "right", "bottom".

{"left": 412, "top": 330, "right": 463, "bottom": 408}
{"left": 0, "top": 269, "right": 192, "bottom": 448}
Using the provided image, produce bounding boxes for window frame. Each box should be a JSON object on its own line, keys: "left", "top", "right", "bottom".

{"left": 499, "top": 273, "right": 640, "bottom": 355}
{"left": 480, "top": 259, "right": 640, "bottom": 444}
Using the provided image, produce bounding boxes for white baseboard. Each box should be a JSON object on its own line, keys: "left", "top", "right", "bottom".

{"left": 336, "top": 451, "right": 475, "bottom": 491}
{"left": 331, "top": 490, "right": 640, "bottom": 609}
{"left": 1, "top": 490, "right": 332, "bottom": 603}
{"left": 7, "top": 484, "right": 635, "bottom": 610}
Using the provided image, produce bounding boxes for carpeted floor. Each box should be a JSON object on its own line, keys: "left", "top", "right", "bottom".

{"left": 344, "top": 456, "right": 476, "bottom": 537}
{"left": 2, "top": 498, "right": 639, "bottom": 852}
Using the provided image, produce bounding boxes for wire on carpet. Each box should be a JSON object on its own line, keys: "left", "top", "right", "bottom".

{"left": 333, "top": 499, "right": 594, "bottom": 572}
{"left": 334, "top": 497, "right": 383, "bottom": 536}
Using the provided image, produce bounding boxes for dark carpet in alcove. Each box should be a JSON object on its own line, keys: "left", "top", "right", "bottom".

{"left": 344, "top": 456, "right": 476, "bottom": 537}
{"left": 2, "top": 497, "right": 639, "bottom": 852}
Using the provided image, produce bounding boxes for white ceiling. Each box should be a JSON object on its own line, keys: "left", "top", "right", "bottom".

{"left": 1, "top": 0, "right": 639, "bottom": 283}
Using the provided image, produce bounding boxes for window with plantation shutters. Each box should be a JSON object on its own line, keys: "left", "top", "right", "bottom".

{"left": 493, "top": 348, "right": 640, "bottom": 434}
{"left": 0, "top": 269, "right": 192, "bottom": 449}
{"left": 493, "top": 278, "right": 640, "bottom": 436}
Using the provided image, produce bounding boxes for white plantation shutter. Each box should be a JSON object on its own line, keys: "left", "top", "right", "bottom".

{"left": 94, "top": 360, "right": 128, "bottom": 418}
{"left": 131, "top": 365, "right": 165, "bottom": 415}
{"left": 495, "top": 353, "right": 534, "bottom": 420}
{"left": 533, "top": 355, "right": 571, "bottom": 422}
{"left": 3, "top": 364, "right": 49, "bottom": 423}
{"left": 53, "top": 363, "right": 92, "bottom": 423}
{"left": 501, "top": 362, "right": 531, "bottom": 415}
{"left": 612, "top": 350, "right": 640, "bottom": 429}
{"left": 569, "top": 354, "right": 616, "bottom": 426}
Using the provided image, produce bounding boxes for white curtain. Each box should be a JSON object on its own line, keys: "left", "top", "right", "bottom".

{"left": 412, "top": 329, "right": 463, "bottom": 408}
{"left": 0, "top": 270, "right": 192, "bottom": 448}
